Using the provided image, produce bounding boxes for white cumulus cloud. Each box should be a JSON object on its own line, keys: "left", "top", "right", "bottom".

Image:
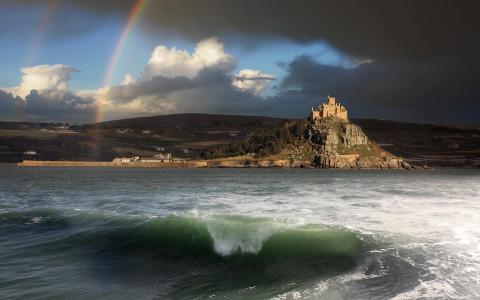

{"left": 144, "top": 37, "right": 234, "bottom": 79}
{"left": 232, "top": 69, "right": 275, "bottom": 95}
{"left": 121, "top": 74, "right": 137, "bottom": 85}
{"left": 6, "top": 64, "right": 78, "bottom": 98}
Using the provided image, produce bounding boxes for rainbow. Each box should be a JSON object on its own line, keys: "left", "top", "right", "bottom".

{"left": 25, "top": 0, "right": 60, "bottom": 67}
{"left": 96, "top": 0, "right": 147, "bottom": 123}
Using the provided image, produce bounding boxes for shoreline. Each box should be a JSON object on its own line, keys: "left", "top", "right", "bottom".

{"left": 13, "top": 159, "right": 436, "bottom": 169}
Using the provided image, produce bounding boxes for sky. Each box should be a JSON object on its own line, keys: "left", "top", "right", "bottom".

{"left": 0, "top": 0, "right": 479, "bottom": 125}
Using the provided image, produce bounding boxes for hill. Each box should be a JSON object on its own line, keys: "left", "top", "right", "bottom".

{"left": 80, "top": 113, "right": 283, "bottom": 130}
{"left": 0, "top": 114, "right": 285, "bottom": 162}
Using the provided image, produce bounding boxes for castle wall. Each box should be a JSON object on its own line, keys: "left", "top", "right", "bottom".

{"left": 311, "top": 110, "right": 320, "bottom": 121}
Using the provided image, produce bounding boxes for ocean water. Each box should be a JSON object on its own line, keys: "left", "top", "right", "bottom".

{"left": 0, "top": 167, "right": 479, "bottom": 300}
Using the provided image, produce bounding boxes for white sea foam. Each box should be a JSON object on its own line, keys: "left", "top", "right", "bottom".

{"left": 208, "top": 170, "right": 480, "bottom": 298}
{"left": 26, "top": 216, "right": 43, "bottom": 224}
{"left": 390, "top": 279, "right": 461, "bottom": 300}
{"left": 272, "top": 269, "right": 378, "bottom": 300}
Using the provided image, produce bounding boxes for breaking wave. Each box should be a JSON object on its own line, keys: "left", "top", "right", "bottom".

{"left": 0, "top": 209, "right": 363, "bottom": 259}
{"left": 0, "top": 209, "right": 427, "bottom": 299}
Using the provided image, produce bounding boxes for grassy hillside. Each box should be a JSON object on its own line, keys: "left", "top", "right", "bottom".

{"left": 0, "top": 114, "right": 286, "bottom": 162}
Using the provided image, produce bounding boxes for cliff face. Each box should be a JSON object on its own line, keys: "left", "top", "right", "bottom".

{"left": 307, "top": 118, "right": 411, "bottom": 169}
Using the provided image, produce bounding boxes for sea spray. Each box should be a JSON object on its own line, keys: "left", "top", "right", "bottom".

{"left": 204, "top": 215, "right": 283, "bottom": 256}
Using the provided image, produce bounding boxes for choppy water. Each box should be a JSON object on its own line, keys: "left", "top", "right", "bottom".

{"left": 0, "top": 167, "right": 479, "bottom": 299}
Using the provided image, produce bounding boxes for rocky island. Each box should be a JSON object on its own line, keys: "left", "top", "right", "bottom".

{"left": 213, "top": 95, "right": 412, "bottom": 169}
{"left": 306, "top": 96, "right": 411, "bottom": 169}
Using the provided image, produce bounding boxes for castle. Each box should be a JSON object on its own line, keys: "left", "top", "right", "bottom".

{"left": 310, "top": 96, "right": 348, "bottom": 122}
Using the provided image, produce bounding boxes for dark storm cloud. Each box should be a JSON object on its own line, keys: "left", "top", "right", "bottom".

{"left": 278, "top": 55, "right": 480, "bottom": 123}
{"left": 0, "top": 89, "right": 95, "bottom": 123}
{"left": 0, "top": 2, "right": 106, "bottom": 40}
{"left": 107, "top": 76, "right": 196, "bottom": 103}
{"left": 8, "top": 0, "right": 480, "bottom": 62}
{"left": 106, "top": 68, "right": 232, "bottom": 104}
{"left": 0, "top": 90, "right": 23, "bottom": 110}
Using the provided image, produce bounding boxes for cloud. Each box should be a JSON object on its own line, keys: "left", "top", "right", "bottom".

{"left": 101, "top": 68, "right": 263, "bottom": 120}
{"left": 0, "top": 38, "right": 280, "bottom": 122}
{"left": 144, "top": 37, "right": 234, "bottom": 79}
{"left": 0, "top": 90, "right": 24, "bottom": 111}
{"left": 5, "top": 64, "right": 78, "bottom": 98}
{"left": 0, "top": 64, "right": 95, "bottom": 122}
{"left": 106, "top": 75, "right": 195, "bottom": 103}
{"left": 277, "top": 55, "right": 480, "bottom": 124}
{"left": 1, "top": 36, "right": 478, "bottom": 124}
{"left": 121, "top": 74, "right": 137, "bottom": 85}
{"left": 4, "top": 1, "right": 480, "bottom": 124}
{"left": 232, "top": 69, "right": 275, "bottom": 95}
{"left": 97, "top": 39, "right": 278, "bottom": 119}
{"left": 0, "top": 88, "right": 95, "bottom": 123}
{"left": 10, "top": 0, "right": 480, "bottom": 63}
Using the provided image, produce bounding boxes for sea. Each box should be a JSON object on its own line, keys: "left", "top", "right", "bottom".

{"left": 1, "top": 166, "right": 479, "bottom": 299}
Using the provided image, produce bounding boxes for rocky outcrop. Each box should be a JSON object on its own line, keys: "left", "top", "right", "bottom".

{"left": 342, "top": 123, "right": 369, "bottom": 147}
{"left": 307, "top": 118, "right": 412, "bottom": 169}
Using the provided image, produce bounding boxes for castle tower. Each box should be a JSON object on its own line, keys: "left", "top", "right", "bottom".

{"left": 310, "top": 95, "right": 348, "bottom": 122}
{"left": 326, "top": 95, "right": 336, "bottom": 106}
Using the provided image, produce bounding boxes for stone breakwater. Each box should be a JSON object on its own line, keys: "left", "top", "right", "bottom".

{"left": 17, "top": 160, "right": 313, "bottom": 168}
{"left": 17, "top": 160, "right": 205, "bottom": 168}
